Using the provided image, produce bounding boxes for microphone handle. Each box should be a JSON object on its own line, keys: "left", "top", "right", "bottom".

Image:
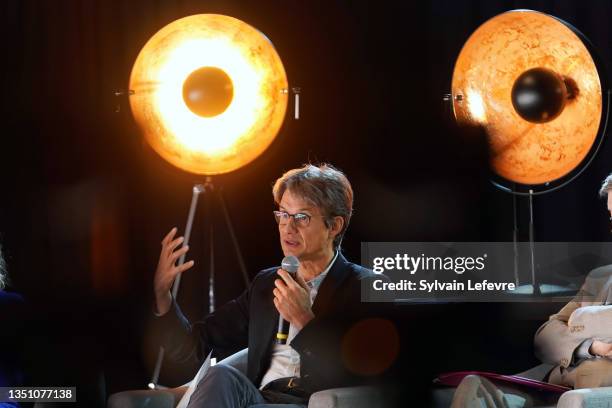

{"left": 276, "top": 270, "right": 297, "bottom": 345}
{"left": 276, "top": 315, "right": 290, "bottom": 344}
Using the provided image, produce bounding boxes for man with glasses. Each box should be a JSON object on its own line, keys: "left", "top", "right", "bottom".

{"left": 153, "top": 164, "right": 385, "bottom": 408}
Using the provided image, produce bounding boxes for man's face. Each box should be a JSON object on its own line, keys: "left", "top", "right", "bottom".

{"left": 278, "top": 190, "right": 334, "bottom": 261}
{"left": 608, "top": 193, "right": 612, "bottom": 220}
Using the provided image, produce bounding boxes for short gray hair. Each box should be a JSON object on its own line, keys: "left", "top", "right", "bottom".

{"left": 0, "top": 245, "right": 6, "bottom": 291}
{"left": 272, "top": 164, "right": 353, "bottom": 250}
{"left": 600, "top": 174, "right": 612, "bottom": 198}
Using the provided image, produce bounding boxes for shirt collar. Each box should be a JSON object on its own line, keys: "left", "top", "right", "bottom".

{"left": 306, "top": 250, "right": 339, "bottom": 290}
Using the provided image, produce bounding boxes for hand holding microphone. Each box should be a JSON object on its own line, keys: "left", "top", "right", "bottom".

{"left": 274, "top": 256, "right": 314, "bottom": 343}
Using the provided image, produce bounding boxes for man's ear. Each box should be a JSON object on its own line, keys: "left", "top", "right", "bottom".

{"left": 329, "top": 216, "right": 344, "bottom": 240}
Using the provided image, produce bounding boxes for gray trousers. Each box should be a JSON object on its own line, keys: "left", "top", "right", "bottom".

{"left": 187, "top": 364, "right": 307, "bottom": 408}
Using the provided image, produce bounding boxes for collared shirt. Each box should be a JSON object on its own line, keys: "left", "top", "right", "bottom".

{"left": 259, "top": 251, "right": 339, "bottom": 389}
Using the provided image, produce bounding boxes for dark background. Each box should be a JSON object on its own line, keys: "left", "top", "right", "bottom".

{"left": 0, "top": 0, "right": 611, "bottom": 406}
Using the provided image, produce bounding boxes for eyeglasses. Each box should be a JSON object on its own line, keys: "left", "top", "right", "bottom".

{"left": 273, "top": 210, "right": 322, "bottom": 227}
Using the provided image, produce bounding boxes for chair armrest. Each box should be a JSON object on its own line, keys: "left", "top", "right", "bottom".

{"left": 107, "top": 387, "right": 187, "bottom": 408}
{"left": 109, "top": 349, "right": 248, "bottom": 408}
{"left": 308, "top": 385, "right": 392, "bottom": 408}
{"left": 557, "top": 387, "right": 612, "bottom": 408}
{"left": 514, "top": 363, "right": 554, "bottom": 381}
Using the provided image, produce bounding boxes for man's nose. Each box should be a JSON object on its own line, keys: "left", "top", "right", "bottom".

{"left": 282, "top": 218, "right": 298, "bottom": 232}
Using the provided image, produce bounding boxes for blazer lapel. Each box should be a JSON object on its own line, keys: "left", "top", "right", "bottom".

{"left": 249, "top": 274, "right": 279, "bottom": 384}
{"left": 311, "top": 252, "right": 352, "bottom": 316}
{"left": 262, "top": 274, "right": 280, "bottom": 347}
{"left": 251, "top": 255, "right": 352, "bottom": 383}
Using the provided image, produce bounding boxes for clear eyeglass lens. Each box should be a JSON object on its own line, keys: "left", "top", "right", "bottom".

{"left": 274, "top": 211, "right": 310, "bottom": 226}
{"left": 274, "top": 211, "right": 287, "bottom": 224}
{"left": 293, "top": 213, "right": 310, "bottom": 226}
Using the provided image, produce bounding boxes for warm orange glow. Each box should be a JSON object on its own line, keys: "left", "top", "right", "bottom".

{"left": 451, "top": 10, "right": 602, "bottom": 185}
{"left": 129, "top": 14, "right": 288, "bottom": 175}
{"left": 341, "top": 318, "right": 400, "bottom": 376}
{"left": 466, "top": 88, "right": 487, "bottom": 124}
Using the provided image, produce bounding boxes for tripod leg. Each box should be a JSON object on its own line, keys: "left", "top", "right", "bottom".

{"left": 512, "top": 191, "right": 520, "bottom": 286}
{"left": 149, "top": 183, "right": 205, "bottom": 388}
{"left": 172, "top": 184, "right": 206, "bottom": 298}
{"left": 208, "top": 217, "right": 215, "bottom": 314}
{"left": 218, "top": 188, "right": 250, "bottom": 288}
{"left": 528, "top": 189, "right": 539, "bottom": 295}
{"left": 148, "top": 348, "right": 164, "bottom": 389}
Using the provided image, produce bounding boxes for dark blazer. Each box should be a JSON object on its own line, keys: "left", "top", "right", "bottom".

{"left": 157, "top": 252, "right": 381, "bottom": 393}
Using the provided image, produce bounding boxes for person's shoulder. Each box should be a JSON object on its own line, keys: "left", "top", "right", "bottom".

{"left": 340, "top": 256, "right": 377, "bottom": 281}
{"left": 339, "top": 255, "right": 389, "bottom": 285}
{"left": 0, "top": 291, "right": 24, "bottom": 306}
{"left": 251, "top": 266, "right": 280, "bottom": 285}
{"left": 583, "top": 264, "right": 612, "bottom": 295}
{"left": 586, "top": 264, "right": 612, "bottom": 279}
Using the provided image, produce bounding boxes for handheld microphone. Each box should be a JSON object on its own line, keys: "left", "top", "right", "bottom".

{"left": 276, "top": 255, "right": 300, "bottom": 344}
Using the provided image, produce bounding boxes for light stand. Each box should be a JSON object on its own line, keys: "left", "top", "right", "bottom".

{"left": 126, "top": 14, "right": 295, "bottom": 390}
{"left": 446, "top": 10, "right": 610, "bottom": 298}
{"left": 511, "top": 190, "right": 542, "bottom": 295}
{"left": 148, "top": 177, "right": 250, "bottom": 389}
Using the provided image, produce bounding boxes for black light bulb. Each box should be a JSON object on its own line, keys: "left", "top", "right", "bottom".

{"left": 511, "top": 67, "right": 567, "bottom": 123}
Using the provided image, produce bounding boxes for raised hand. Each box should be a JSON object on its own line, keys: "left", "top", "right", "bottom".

{"left": 154, "top": 227, "right": 194, "bottom": 315}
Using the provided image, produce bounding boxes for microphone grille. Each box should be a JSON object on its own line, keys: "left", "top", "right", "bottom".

{"left": 281, "top": 255, "right": 300, "bottom": 273}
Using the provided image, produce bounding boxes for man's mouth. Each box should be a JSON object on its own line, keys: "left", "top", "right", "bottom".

{"left": 284, "top": 239, "right": 299, "bottom": 247}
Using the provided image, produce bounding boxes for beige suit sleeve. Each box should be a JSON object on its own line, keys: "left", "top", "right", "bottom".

{"left": 534, "top": 298, "right": 590, "bottom": 368}
{"left": 534, "top": 267, "right": 612, "bottom": 368}
{"left": 568, "top": 305, "right": 612, "bottom": 339}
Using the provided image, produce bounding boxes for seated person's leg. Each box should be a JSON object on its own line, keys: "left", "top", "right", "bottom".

{"left": 187, "top": 365, "right": 265, "bottom": 408}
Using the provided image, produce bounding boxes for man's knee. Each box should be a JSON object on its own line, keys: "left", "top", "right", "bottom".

{"left": 204, "top": 364, "right": 243, "bottom": 383}
{"left": 189, "top": 364, "right": 258, "bottom": 406}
